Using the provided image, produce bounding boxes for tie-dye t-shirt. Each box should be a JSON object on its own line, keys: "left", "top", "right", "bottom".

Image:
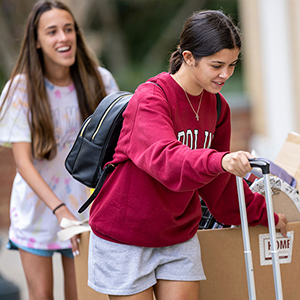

{"left": 0, "top": 67, "right": 119, "bottom": 250}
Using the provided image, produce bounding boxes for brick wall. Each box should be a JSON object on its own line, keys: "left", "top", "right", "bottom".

{"left": 231, "top": 107, "right": 252, "bottom": 152}
{"left": 0, "top": 108, "right": 252, "bottom": 231}
{"left": 0, "top": 147, "right": 15, "bottom": 230}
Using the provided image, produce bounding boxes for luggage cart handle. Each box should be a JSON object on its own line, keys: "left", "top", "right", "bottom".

{"left": 249, "top": 158, "right": 270, "bottom": 174}
{"left": 247, "top": 158, "right": 283, "bottom": 300}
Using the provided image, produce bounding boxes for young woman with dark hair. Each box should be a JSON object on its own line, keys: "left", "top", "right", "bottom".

{"left": 0, "top": 1, "right": 119, "bottom": 299}
{"left": 87, "top": 10, "right": 287, "bottom": 300}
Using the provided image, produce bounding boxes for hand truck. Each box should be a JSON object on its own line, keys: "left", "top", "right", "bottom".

{"left": 236, "top": 158, "right": 283, "bottom": 300}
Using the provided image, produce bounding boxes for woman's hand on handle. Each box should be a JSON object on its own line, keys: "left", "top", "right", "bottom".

{"left": 222, "top": 150, "right": 289, "bottom": 238}
{"left": 221, "top": 151, "right": 254, "bottom": 178}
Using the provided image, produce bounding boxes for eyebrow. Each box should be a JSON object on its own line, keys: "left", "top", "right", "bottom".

{"left": 44, "top": 23, "right": 74, "bottom": 31}
{"left": 211, "top": 59, "right": 239, "bottom": 64}
{"left": 45, "top": 25, "right": 56, "bottom": 31}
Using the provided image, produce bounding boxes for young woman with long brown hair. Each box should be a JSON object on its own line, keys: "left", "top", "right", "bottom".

{"left": 0, "top": 1, "right": 118, "bottom": 299}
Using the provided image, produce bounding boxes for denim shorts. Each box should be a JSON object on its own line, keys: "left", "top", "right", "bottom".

{"left": 7, "top": 239, "right": 73, "bottom": 258}
{"left": 88, "top": 232, "right": 206, "bottom": 296}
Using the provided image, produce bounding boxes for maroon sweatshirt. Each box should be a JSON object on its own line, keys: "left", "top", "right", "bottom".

{"left": 89, "top": 72, "right": 278, "bottom": 247}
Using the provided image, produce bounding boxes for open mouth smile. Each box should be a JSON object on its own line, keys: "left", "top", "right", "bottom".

{"left": 213, "top": 81, "right": 225, "bottom": 87}
{"left": 56, "top": 46, "right": 71, "bottom": 53}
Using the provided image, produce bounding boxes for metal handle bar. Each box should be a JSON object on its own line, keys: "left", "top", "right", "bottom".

{"left": 248, "top": 158, "right": 270, "bottom": 174}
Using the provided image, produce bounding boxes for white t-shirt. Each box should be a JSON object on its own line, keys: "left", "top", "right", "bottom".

{"left": 0, "top": 67, "right": 119, "bottom": 250}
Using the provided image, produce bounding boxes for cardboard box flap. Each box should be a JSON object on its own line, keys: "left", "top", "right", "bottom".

{"left": 274, "top": 132, "right": 300, "bottom": 189}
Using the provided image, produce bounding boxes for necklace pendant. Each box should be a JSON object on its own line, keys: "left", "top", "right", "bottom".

{"left": 175, "top": 74, "right": 203, "bottom": 122}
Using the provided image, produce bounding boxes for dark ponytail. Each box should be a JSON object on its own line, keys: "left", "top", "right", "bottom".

{"left": 169, "top": 10, "right": 241, "bottom": 74}
{"left": 169, "top": 46, "right": 184, "bottom": 74}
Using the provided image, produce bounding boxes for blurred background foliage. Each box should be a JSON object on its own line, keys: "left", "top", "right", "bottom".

{"left": 0, "top": 0, "right": 242, "bottom": 98}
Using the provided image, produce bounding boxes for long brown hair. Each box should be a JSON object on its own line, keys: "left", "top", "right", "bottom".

{"left": 0, "top": 0, "right": 107, "bottom": 160}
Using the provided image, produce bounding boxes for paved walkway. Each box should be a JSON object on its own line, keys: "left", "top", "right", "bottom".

{"left": 0, "top": 230, "right": 64, "bottom": 300}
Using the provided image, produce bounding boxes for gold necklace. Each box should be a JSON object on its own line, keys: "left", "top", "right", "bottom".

{"left": 176, "top": 74, "right": 203, "bottom": 121}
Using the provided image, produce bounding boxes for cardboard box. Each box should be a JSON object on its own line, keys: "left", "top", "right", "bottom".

{"left": 273, "top": 132, "right": 300, "bottom": 221}
{"left": 275, "top": 131, "right": 300, "bottom": 188}
{"left": 198, "top": 222, "right": 300, "bottom": 300}
{"left": 246, "top": 132, "right": 300, "bottom": 222}
{"left": 74, "top": 231, "right": 109, "bottom": 300}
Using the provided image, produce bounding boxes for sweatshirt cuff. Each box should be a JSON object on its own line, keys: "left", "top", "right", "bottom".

{"left": 210, "top": 151, "right": 230, "bottom": 174}
{"left": 260, "top": 213, "right": 279, "bottom": 227}
{"left": 274, "top": 213, "right": 279, "bottom": 226}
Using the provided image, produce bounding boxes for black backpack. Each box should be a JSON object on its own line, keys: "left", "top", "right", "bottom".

{"left": 65, "top": 88, "right": 221, "bottom": 213}
{"left": 65, "top": 91, "right": 132, "bottom": 213}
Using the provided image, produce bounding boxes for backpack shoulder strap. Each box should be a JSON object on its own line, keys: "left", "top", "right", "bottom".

{"left": 147, "top": 81, "right": 167, "bottom": 99}
{"left": 215, "top": 93, "right": 221, "bottom": 123}
{"left": 78, "top": 164, "right": 115, "bottom": 213}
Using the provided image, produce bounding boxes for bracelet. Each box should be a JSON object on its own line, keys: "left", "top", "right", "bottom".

{"left": 52, "top": 203, "right": 66, "bottom": 215}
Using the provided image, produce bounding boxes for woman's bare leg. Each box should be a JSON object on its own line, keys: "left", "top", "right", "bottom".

{"left": 109, "top": 287, "right": 154, "bottom": 300}
{"left": 154, "top": 279, "right": 200, "bottom": 300}
{"left": 19, "top": 249, "right": 54, "bottom": 300}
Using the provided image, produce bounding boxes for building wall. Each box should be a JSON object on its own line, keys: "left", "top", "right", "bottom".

{"left": 231, "top": 107, "right": 252, "bottom": 152}
{"left": 238, "top": 0, "right": 300, "bottom": 160}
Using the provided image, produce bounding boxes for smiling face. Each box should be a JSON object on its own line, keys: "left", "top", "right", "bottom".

{"left": 180, "top": 47, "right": 240, "bottom": 95}
{"left": 191, "top": 47, "right": 240, "bottom": 94}
{"left": 36, "top": 8, "right": 77, "bottom": 73}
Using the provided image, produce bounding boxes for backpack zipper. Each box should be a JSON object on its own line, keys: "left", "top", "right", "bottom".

{"left": 92, "top": 94, "right": 129, "bottom": 140}
{"left": 79, "top": 117, "right": 92, "bottom": 137}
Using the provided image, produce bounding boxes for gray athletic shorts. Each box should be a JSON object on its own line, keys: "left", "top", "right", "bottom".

{"left": 88, "top": 231, "right": 206, "bottom": 296}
